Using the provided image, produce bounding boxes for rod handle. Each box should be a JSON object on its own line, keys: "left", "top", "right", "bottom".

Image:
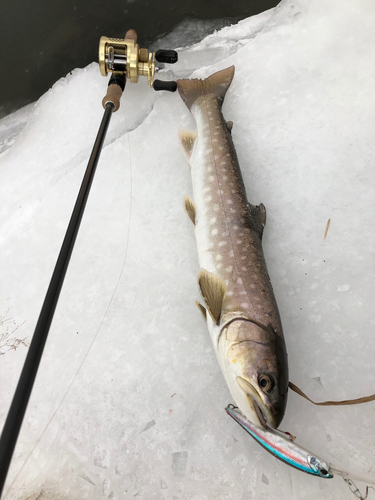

{"left": 102, "top": 74, "right": 126, "bottom": 111}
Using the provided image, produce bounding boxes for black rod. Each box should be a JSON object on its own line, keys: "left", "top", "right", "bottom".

{"left": 0, "top": 102, "right": 114, "bottom": 496}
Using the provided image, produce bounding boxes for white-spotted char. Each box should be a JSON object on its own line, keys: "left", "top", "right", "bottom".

{"left": 178, "top": 67, "right": 288, "bottom": 428}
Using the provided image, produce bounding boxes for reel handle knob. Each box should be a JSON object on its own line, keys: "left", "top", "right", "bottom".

{"left": 155, "top": 49, "right": 178, "bottom": 64}
{"left": 153, "top": 80, "right": 177, "bottom": 92}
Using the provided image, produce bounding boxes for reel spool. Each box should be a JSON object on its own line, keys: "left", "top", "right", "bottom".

{"left": 99, "top": 29, "right": 178, "bottom": 92}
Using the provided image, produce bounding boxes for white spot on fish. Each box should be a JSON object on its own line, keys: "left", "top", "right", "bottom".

{"left": 241, "top": 255, "right": 246, "bottom": 260}
{"left": 219, "top": 241, "right": 227, "bottom": 247}
{"left": 250, "top": 284, "right": 256, "bottom": 289}
{"left": 209, "top": 176, "right": 215, "bottom": 181}
{"left": 237, "top": 277, "right": 243, "bottom": 284}
{"left": 237, "top": 240, "right": 242, "bottom": 245}
{"left": 241, "top": 267, "right": 247, "bottom": 271}
{"left": 222, "top": 231, "right": 229, "bottom": 237}
{"left": 216, "top": 254, "right": 222, "bottom": 261}
{"left": 229, "top": 208, "right": 236, "bottom": 213}
{"left": 210, "top": 217, "right": 217, "bottom": 225}
{"left": 211, "top": 228, "right": 218, "bottom": 236}
{"left": 239, "top": 290, "right": 247, "bottom": 295}
{"left": 206, "top": 195, "right": 212, "bottom": 202}
{"left": 231, "top": 189, "right": 236, "bottom": 194}
{"left": 217, "top": 263, "right": 222, "bottom": 269}
{"left": 214, "top": 204, "right": 219, "bottom": 211}
{"left": 226, "top": 291, "right": 233, "bottom": 296}
{"left": 233, "top": 225, "right": 239, "bottom": 230}
{"left": 229, "top": 250, "right": 234, "bottom": 257}
{"left": 207, "top": 167, "right": 213, "bottom": 173}
{"left": 227, "top": 200, "right": 233, "bottom": 204}
{"left": 203, "top": 187, "right": 211, "bottom": 193}
{"left": 226, "top": 266, "right": 233, "bottom": 273}
{"left": 223, "top": 176, "right": 228, "bottom": 181}
{"left": 241, "top": 302, "right": 249, "bottom": 308}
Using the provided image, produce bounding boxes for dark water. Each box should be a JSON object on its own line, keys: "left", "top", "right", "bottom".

{"left": 0, "top": 0, "right": 280, "bottom": 118}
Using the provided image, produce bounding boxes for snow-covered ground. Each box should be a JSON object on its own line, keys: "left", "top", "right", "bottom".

{"left": 1, "top": 0, "right": 375, "bottom": 498}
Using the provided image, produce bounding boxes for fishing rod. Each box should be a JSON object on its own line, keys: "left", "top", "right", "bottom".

{"left": 0, "top": 29, "right": 177, "bottom": 496}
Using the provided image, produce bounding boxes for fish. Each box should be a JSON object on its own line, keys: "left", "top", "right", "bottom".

{"left": 177, "top": 66, "right": 289, "bottom": 429}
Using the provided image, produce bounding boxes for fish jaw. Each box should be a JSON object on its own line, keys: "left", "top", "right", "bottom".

{"left": 218, "top": 319, "right": 288, "bottom": 429}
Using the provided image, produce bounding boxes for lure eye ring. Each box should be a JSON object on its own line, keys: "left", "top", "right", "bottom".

{"left": 308, "top": 456, "right": 332, "bottom": 478}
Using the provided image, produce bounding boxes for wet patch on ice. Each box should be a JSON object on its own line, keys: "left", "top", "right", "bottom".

{"left": 172, "top": 451, "right": 189, "bottom": 477}
{"left": 140, "top": 419, "right": 156, "bottom": 433}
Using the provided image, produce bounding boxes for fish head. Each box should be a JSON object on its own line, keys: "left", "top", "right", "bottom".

{"left": 219, "top": 319, "right": 288, "bottom": 429}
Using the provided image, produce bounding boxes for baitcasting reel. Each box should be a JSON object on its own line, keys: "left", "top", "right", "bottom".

{"left": 99, "top": 29, "right": 178, "bottom": 93}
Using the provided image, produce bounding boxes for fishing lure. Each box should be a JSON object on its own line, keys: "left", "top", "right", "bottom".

{"left": 226, "top": 404, "right": 375, "bottom": 498}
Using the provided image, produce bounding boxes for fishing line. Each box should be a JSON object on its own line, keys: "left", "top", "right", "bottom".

{"left": 289, "top": 381, "right": 375, "bottom": 406}
{"left": 5, "top": 102, "right": 134, "bottom": 498}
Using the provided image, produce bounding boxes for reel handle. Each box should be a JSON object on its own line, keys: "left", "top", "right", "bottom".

{"left": 153, "top": 80, "right": 177, "bottom": 92}
{"left": 155, "top": 49, "right": 178, "bottom": 64}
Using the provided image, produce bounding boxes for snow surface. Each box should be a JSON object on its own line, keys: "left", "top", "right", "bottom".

{"left": 1, "top": 0, "right": 375, "bottom": 498}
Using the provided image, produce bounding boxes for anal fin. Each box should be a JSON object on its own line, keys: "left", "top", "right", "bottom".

{"left": 198, "top": 269, "right": 226, "bottom": 325}
{"left": 248, "top": 202, "right": 267, "bottom": 236}
{"left": 183, "top": 195, "right": 196, "bottom": 224}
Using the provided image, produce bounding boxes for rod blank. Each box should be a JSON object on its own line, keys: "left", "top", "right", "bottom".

{"left": 0, "top": 102, "right": 114, "bottom": 497}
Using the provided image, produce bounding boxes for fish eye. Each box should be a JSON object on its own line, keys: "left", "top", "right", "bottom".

{"left": 259, "top": 374, "right": 274, "bottom": 392}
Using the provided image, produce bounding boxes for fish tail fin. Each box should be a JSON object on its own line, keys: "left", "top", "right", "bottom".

{"left": 177, "top": 66, "right": 235, "bottom": 112}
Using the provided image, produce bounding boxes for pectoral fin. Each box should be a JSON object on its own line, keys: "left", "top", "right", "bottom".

{"left": 198, "top": 269, "right": 226, "bottom": 325}
{"left": 195, "top": 301, "right": 207, "bottom": 321}
{"left": 183, "top": 195, "right": 196, "bottom": 224}
{"left": 178, "top": 130, "right": 197, "bottom": 162}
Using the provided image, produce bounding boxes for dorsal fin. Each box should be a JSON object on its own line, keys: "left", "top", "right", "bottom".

{"left": 183, "top": 195, "right": 196, "bottom": 224}
{"left": 198, "top": 269, "right": 226, "bottom": 325}
{"left": 177, "top": 66, "right": 235, "bottom": 112}
{"left": 178, "top": 130, "right": 197, "bottom": 162}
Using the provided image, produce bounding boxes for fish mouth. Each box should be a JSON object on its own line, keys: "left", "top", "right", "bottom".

{"left": 236, "top": 376, "right": 268, "bottom": 429}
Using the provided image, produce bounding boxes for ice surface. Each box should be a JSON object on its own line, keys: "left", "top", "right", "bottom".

{"left": 1, "top": 0, "right": 375, "bottom": 498}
